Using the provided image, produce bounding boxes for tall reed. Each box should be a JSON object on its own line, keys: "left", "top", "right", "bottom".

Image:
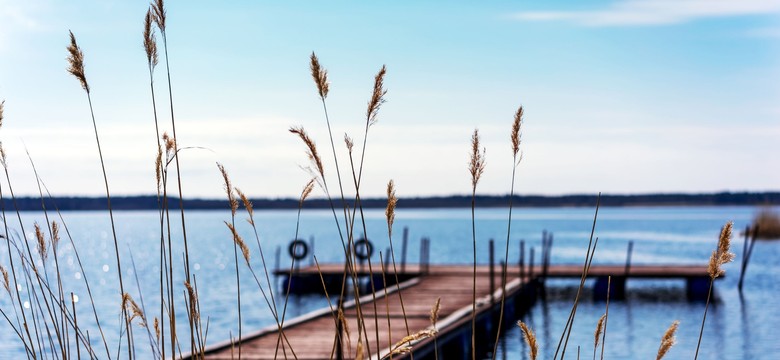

{"left": 492, "top": 105, "right": 524, "bottom": 359}
{"left": 694, "top": 222, "right": 734, "bottom": 359}
{"left": 468, "top": 129, "right": 485, "bottom": 360}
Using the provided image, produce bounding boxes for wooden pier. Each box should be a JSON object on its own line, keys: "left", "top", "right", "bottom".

{"left": 195, "top": 263, "right": 717, "bottom": 359}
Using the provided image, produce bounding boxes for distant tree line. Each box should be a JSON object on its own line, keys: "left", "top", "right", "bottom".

{"left": 6, "top": 191, "right": 779, "bottom": 211}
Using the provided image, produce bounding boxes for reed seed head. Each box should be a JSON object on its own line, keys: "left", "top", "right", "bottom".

{"left": 366, "top": 65, "right": 387, "bottom": 126}
{"left": 386, "top": 180, "right": 397, "bottom": 237}
{"left": 344, "top": 133, "right": 354, "bottom": 154}
{"left": 155, "top": 145, "right": 163, "bottom": 194}
{"left": 656, "top": 320, "right": 679, "bottom": 360}
{"left": 225, "top": 221, "right": 250, "bottom": 264}
{"left": 299, "top": 178, "right": 315, "bottom": 208}
{"left": 708, "top": 221, "right": 735, "bottom": 279}
{"left": 34, "top": 222, "right": 47, "bottom": 261}
{"left": 51, "top": 221, "right": 60, "bottom": 250}
{"left": 511, "top": 106, "right": 523, "bottom": 157}
{"left": 234, "top": 187, "right": 255, "bottom": 224}
{"left": 355, "top": 338, "right": 365, "bottom": 360}
{"left": 153, "top": 317, "right": 160, "bottom": 342}
{"left": 0, "top": 100, "right": 5, "bottom": 129}
{"left": 594, "top": 313, "right": 606, "bottom": 350}
{"left": 391, "top": 329, "right": 437, "bottom": 353}
{"left": 151, "top": 0, "right": 166, "bottom": 34}
{"left": 289, "top": 126, "right": 324, "bottom": 179}
{"left": 217, "top": 163, "right": 238, "bottom": 216}
{"left": 183, "top": 281, "right": 199, "bottom": 321}
{"left": 430, "top": 297, "right": 441, "bottom": 328}
{"left": 122, "top": 293, "right": 147, "bottom": 328}
{"left": 517, "top": 321, "right": 538, "bottom": 360}
{"left": 66, "top": 31, "right": 90, "bottom": 93}
{"left": 1, "top": 265, "right": 9, "bottom": 294}
{"left": 143, "top": 8, "right": 159, "bottom": 68}
{"left": 337, "top": 308, "right": 352, "bottom": 351}
{"left": 162, "top": 132, "right": 176, "bottom": 159}
{"left": 0, "top": 142, "right": 6, "bottom": 169}
{"left": 469, "top": 129, "right": 486, "bottom": 191}
{"left": 309, "top": 52, "right": 329, "bottom": 99}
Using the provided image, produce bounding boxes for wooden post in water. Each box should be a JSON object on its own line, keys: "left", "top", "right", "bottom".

{"left": 401, "top": 227, "right": 409, "bottom": 273}
{"left": 624, "top": 241, "right": 634, "bottom": 275}
{"left": 309, "top": 236, "right": 315, "bottom": 266}
{"left": 529, "top": 247, "right": 535, "bottom": 281}
{"left": 739, "top": 225, "right": 758, "bottom": 292}
{"left": 519, "top": 240, "right": 525, "bottom": 281}
{"left": 489, "top": 239, "right": 495, "bottom": 307}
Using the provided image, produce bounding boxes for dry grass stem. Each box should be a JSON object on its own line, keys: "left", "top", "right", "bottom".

{"left": 708, "top": 221, "right": 734, "bottom": 279}
{"left": 511, "top": 106, "right": 523, "bottom": 157}
{"left": 225, "top": 221, "right": 250, "bottom": 264}
{"left": 367, "top": 65, "right": 387, "bottom": 125}
{"left": 66, "top": 31, "right": 90, "bottom": 93}
{"left": 430, "top": 297, "right": 441, "bottom": 328}
{"left": 309, "top": 52, "right": 329, "bottom": 99}
{"left": 656, "top": 320, "right": 679, "bottom": 360}
{"left": 143, "top": 8, "right": 159, "bottom": 68}
{"left": 518, "top": 321, "right": 538, "bottom": 360}
{"left": 386, "top": 180, "right": 397, "bottom": 237}
{"left": 217, "top": 163, "right": 238, "bottom": 216}
{"left": 151, "top": 0, "right": 166, "bottom": 33}
{"left": 469, "top": 129, "right": 486, "bottom": 190}
{"left": 122, "top": 293, "right": 147, "bottom": 328}
{"left": 0, "top": 100, "right": 4, "bottom": 128}
{"left": 289, "top": 126, "right": 325, "bottom": 178}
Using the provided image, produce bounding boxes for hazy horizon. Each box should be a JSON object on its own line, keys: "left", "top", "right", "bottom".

{"left": 1, "top": 0, "right": 778, "bottom": 199}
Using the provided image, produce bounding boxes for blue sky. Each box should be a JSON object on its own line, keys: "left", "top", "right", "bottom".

{"left": 0, "top": 0, "right": 778, "bottom": 198}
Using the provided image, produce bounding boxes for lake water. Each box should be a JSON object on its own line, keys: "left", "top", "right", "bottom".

{"left": 1, "top": 206, "right": 778, "bottom": 359}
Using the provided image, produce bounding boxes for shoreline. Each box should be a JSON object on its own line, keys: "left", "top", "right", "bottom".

{"left": 8, "top": 191, "right": 780, "bottom": 211}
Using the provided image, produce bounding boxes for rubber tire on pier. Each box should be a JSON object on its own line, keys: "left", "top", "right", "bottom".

{"left": 288, "top": 239, "right": 309, "bottom": 260}
{"left": 354, "top": 238, "right": 373, "bottom": 261}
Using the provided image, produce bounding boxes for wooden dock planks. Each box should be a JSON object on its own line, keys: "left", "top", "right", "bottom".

{"left": 198, "top": 263, "right": 713, "bottom": 359}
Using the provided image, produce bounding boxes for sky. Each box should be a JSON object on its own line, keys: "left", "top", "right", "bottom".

{"left": 0, "top": 0, "right": 778, "bottom": 199}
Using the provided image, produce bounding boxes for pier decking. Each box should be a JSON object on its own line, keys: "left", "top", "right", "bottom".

{"left": 196, "top": 263, "right": 716, "bottom": 359}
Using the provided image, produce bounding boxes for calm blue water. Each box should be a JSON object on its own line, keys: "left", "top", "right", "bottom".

{"left": 1, "top": 206, "right": 778, "bottom": 359}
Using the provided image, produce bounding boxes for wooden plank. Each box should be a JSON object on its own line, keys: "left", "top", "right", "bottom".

{"left": 203, "top": 263, "right": 715, "bottom": 359}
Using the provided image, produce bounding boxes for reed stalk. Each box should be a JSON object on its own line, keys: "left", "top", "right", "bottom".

{"left": 694, "top": 222, "right": 734, "bottom": 360}
{"left": 67, "top": 30, "right": 130, "bottom": 358}
{"left": 555, "top": 194, "right": 601, "bottom": 360}
{"left": 492, "top": 105, "right": 524, "bottom": 359}
{"left": 468, "top": 129, "right": 485, "bottom": 360}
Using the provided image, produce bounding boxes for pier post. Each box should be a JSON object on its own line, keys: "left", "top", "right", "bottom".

{"left": 686, "top": 276, "right": 711, "bottom": 301}
{"left": 529, "top": 248, "right": 535, "bottom": 281}
{"left": 401, "top": 227, "right": 409, "bottom": 273}
{"left": 519, "top": 240, "right": 525, "bottom": 281}
{"left": 489, "top": 239, "right": 495, "bottom": 308}
{"left": 624, "top": 241, "right": 634, "bottom": 275}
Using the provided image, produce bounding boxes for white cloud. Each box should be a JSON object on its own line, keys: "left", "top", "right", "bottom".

{"left": 512, "top": 0, "right": 780, "bottom": 26}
